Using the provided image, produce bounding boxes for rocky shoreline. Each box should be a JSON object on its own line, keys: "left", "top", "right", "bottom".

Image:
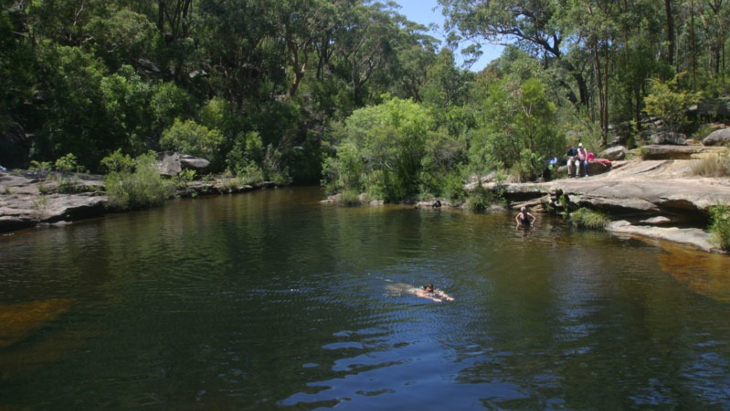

{"left": 468, "top": 149, "right": 730, "bottom": 253}
{"left": 0, "top": 171, "right": 276, "bottom": 235}
{"left": 495, "top": 167, "right": 730, "bottom": 253}
{"left": 409, "top": 145, "right": 730, "bottom": 253}
{"left": 3, "top": 146, "right": 730, "bottom": 254}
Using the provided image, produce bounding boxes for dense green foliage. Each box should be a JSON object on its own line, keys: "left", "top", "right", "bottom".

{"left": 709, "top": 205, "right": 730, "bottom": 251}
{"left": 324, "top": 97, "right": 440, "bottom": 201}
{"left": 570, "top": 208, "right": 611, "bottom": 230}
{"left": 102, "top": 151, "right": 174, "bottom": 209}
{"left": 1, "top": 0, "right": 445, "bottom": 181}
{"left": 644, "top": 74, "right": 703, "bottom": 132}
{"left": 2, "top": 0, "right": 730, "bottom": 204}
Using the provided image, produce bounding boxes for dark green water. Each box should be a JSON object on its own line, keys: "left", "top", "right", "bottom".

{"left": 1, "top": 186, "right": 730, "bottom": 410}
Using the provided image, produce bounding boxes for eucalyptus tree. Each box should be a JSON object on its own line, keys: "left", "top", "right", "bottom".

{"left": 85, "top": 8, "right": 158, "bottom": 71}
{"left": 420, "top": 48, "right": 474, "bottom": 108}
{"left": 604, "top": 1, "right": 668, "bottom": 129}
{"left": 154, "top": 0, "right": 194, "bottom": 41}
{"left": 21, "top": 0, "right": 106, "bottom": 46}
{"left": 554, "top": 0, "right": 623, "bottom": 146}
{"left": 329, "top": 1, "right": 405, "bottom": 106}
{"left": 705, "top": 0, "right": 728, "bottom": 78}
{"left": 385, "top": 19, "right": 441, "bottom": 103}
{"left": 197, "top": 0, "right": 279, "bottom": 105}
{"left": 684, "top": 0, "right": 730, "bottom": 89}
{"left": 438, "top": 0, "right": 591, "bottom": 107}
{"left": 1, "top": 2, "right": 36, "bottom": 125}
{"left": 277, "top": 0, "right": 351, "bottom": 99}
{"left": 469, "top": 76, "right": 560, "bottom": 180}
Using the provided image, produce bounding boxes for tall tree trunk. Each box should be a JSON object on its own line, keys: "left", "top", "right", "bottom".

{"left": 665, "top": 0, "right": 675, "bottom": 67}
{"left": 157, "top": 1, "right": 166, "bottom": 33}
{"left": 592, "top": 37, "right": 609, "bottom": 147}
{"left": 560, "top": 60, "right": 590, "bottom": 107}
{"left": 602, "top": 43, "right": 610, "bottom": 147}
{"left": 690, "top": 0, "right": 697, "bottom": 90}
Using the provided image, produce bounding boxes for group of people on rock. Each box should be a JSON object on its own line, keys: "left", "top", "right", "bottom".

{"left": 565, "top": 143, "right": 591, "bottom": 178}
{"left": 520, "top": 141, "right": 600, "bottom": 228}
{"left": 542, "top": 142, "right": 592, "bottom": 181}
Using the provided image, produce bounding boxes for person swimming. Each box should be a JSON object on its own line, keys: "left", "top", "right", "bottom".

{"left": 385, "top": 282, "right": 454, "bottom": 302}
{"left": 416, "top": 282, "right": 454, "bottom": 303}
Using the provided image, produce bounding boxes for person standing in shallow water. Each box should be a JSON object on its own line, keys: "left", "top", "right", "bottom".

{"left": 515, "top": 206, "right": 536, "bottom": 229}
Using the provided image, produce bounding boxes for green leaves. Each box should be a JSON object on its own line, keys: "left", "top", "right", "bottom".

{"left": 323, "top": 97, "right": 435, "bottom": 202}
{"left": 644, "top": 74, "right": 703, "bottom": 132}
{"left": 85, "top": 8, "right": 156, "bottom": 68}
{"left": 569, "top": 208, "right": 610, "bottom": 230}
{"left": 470, "top": 76, "right": 561, "bottom": 181}
{"left": 101, "top": 150, "right": 174, "bottom": 210}
{"left": 160, "top": 119, "right": 224, "bottom": 165}
{"left": 709, "top": 205, "right": 730, "bottom": 251}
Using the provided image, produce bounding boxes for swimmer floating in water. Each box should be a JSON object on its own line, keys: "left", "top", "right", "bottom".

{"left": 385, "top": 282, "right": 454, "bottom": 303}
{"left": 416, "top": 283, "right": 454, "bottom": 303}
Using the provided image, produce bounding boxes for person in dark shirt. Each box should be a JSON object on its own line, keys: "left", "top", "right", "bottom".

{"left": 543, "top": 154, "right": 558, "bottom": 181}
{"left": 566, "top": 144, "right": 579, "bottom": 177}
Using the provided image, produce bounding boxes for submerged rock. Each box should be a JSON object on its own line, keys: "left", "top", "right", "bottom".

{"left": 0, "top": 299, "right": 72, "bottom": 348}
{"left": 608, "top": 221, "right": 716, "bottom": 252}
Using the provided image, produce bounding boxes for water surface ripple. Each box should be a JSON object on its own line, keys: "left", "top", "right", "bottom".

{"left": 1, "top": 187, "right": 729, "bottom": 410}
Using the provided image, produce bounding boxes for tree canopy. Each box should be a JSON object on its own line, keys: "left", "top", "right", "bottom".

{"left": 2, "top": 0, "right": 729, "bottom": 202}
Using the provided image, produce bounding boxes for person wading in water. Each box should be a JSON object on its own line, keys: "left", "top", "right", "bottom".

{"left": 515, "top": 206, "right": 536, "bottom": 229}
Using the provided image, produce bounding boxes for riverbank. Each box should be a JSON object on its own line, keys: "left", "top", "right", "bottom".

{"left": 477, "top": 155, "right": 730, "bottom": 253}
{"left": 3, "top": 151, "right": 730, "bottom": 253}
{"left": 0, "top": 171, "right": 276, "bottom": 235}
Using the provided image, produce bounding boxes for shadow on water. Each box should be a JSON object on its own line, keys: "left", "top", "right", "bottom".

{"left": 1, "top": 187, "right": 730, "bottom": 410}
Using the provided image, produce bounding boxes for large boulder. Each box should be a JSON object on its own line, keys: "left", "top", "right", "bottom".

{"left": 156, "top": 151, "right": 210, "bottom": 177}
{"left": 651, "top": 131, "right": 687, "bottom": 145}
{"left": 137, "top": 58, "right": 162, "bottom": 75}
{"left": 702, "top": 128, "right": 730, "bottom": 146}
{"left": 587, "top": 161, "right": 611, "bottom": 175}
{"left": 156, "top": 151, "right": 182, "bottom": 177}
{"left": 180, "top": 154, "right": 210, "bottom": 172}
{"left": 639, "top": 145, "right": 729, "bottom": 160}
{"left": 599, "top": 146, "right": 627, "bottom": 161}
